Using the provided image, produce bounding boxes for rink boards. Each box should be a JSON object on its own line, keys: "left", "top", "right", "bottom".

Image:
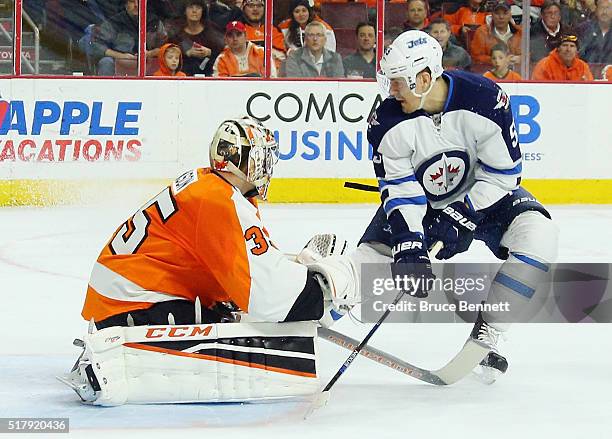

{"left": 0, "top": 78, "right": 610, "bottom": 205}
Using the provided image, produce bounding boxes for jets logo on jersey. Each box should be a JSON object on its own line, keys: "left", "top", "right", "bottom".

{"left": 416, "top": 151, "right": 470, "bottom": 201}
{"left": 494, "top": 89, "right": 510, "bottom": 110}
{"left": 367, "top": 111, "right": 379, "bottom": 130}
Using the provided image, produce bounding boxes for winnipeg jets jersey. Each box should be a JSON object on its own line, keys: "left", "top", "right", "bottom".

{"left": 367, "top": 69, "right": 522, "bottom": 234}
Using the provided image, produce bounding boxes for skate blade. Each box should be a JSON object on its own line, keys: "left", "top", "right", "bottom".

{"left": 471, "top": 365, "right": 502, "bottom": 385}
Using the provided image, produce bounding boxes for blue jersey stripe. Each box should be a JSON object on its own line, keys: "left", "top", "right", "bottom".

{"left": 511, "top": 253, "right": 550, "bottom": 272}
{"left": 378, "top": 174, "right": 418, "bottom": 189}
{"left": 383, "top": 196, "right": 428, "bottom": 213}
{"left": 480, "top": 161, "right": 522, "bottom": 175}
{"left": 494, "top": 272, "right": 535, "bottom": 298}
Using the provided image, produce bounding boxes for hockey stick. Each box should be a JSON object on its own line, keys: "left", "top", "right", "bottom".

{"left": 304, "top": 287, "right": 408, "bottom": 418}
{"left": 343, "top": 181, "right": 378, "bottom": 192}
{"left": 317, "top": 327, "right": 490, "bottom": 386}
{"left": 304, "top": 242, "right": 444, "bottom": 418}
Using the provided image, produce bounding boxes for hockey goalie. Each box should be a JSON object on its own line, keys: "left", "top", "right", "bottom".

{"left": 59, "top": 116, "right": 359, "bottom": 406}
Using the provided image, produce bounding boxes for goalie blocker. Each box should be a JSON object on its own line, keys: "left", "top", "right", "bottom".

{"left": 59, "top": 321, "right": 320, "bottom": 406}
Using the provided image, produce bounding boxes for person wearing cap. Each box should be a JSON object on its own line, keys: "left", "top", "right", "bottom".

{"left": 470, "top": 0, "right": 522, "bottom": 65}
{"left": 278, "top": 0, "right": 336, "bottom": 54}
{"left": 284, "top": 21, "right": 344, "bottom": 77}
{"left": 166, "top": 0, "right": 225, "bottom": 76}
{"left": 241, "top": 0, "right": 286, "bottom": 69}
{"left": 532, "top": 33, "right": 594, "bottom": 80}
{"left": 577, "top": 0, "right": 611, "bottom": 64}
{"left": 530, "top": 0, "right": 571, "bottom": 64}
{"left": 212, "top": 20, "right": 277, "bottom": 77}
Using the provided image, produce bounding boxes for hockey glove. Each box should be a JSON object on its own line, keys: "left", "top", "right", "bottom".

{"left": 391, "top": 233, "right": 434, "bottom": 298}
{"left": 425, "top": 201, "right": 483, "bottom": 260}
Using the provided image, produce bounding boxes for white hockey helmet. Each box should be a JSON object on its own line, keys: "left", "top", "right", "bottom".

{"left": 378, "top": 30, "right": 444, "bottom": 102}
{"left": 210, "top": 116, "right": 279, "bottom": 200}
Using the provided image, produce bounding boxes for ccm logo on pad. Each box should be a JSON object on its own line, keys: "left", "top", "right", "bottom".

{"left": 145, "top": 325, "right": 213, "bottom": 339}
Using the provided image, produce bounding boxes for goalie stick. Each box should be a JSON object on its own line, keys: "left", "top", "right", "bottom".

{"left": 317, "top": 327, "right": 490, "bottom": 386}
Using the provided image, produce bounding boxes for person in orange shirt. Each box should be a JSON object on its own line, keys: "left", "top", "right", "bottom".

{"left": 484, "top": 42, "right": 522, "bottom": 80}
{"left": 444, "top": 0, "right": 489, "bottom": 38}
{"left": 470, "top": 1, "right": 522, "bottom": 65}
{"left": 82, "top": 116, "right": 359, "bottom": 329}
{"left": 213, "top": 20, "right": 276, "bottom": 77}
{"left": 241, "top": 0, "right": 286, "bottom": 69}
{"left": 152, "top": 43, "right": 187, "bottom": 77}
{"left": 532, "top": 33, "right": 594, "bottom": 81}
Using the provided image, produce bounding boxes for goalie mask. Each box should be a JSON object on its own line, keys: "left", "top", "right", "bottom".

{"left": 210, "top": 116, "right": 279, "bottom": 200}
{"left": 377, "top": 30, "right": 443, "bottom": 107}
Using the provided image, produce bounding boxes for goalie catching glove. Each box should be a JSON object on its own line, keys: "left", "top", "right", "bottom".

{"left": 295, "top": 234, "right": 357, "bottom": 327}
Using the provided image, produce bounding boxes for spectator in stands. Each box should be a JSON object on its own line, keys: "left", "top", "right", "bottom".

{"left": 444, "top": 0, "right": 489, "bottom": 39}
{"left": 470, "top": 1, "right": 521, "bottom": 66}
{"left": 428, "top": 18, "right": 472, "bottom": 69}
{"left": 284, "top": 21, "right": 344, "bottom": 77}
{"left": 561, "top": 0, "right": 597, "bottom": 29}
{"left": 532, "top": 32, "right": 594, "bottom": 79}
{"left": 530, "top": 0, "right": 570, "bottom": 64}
{"left": 404, "top": 0, "right": 430, "bottom": 31}
{"left": 603, "top": 63, "right": 612, "bottom": 79}
{"left": 241, "top": 0, "right": 286, "bottom": 68}
{"left": 91, "top": 0, "right": 167, "bottom": 76}
{"left": 153, "top": 43, "right": 187, "bottom": 76}
{"left": 279, "top": 0, "right": 337, "bottom": 54}
{"left": 208, "top": 0, "right": 243, "bottom": 29}
{"left": 484, "top": 42, "right": 522, "bottom": 80}
{"left": 343, "top": 22, "right": 376, "bottom": 78}
{"left": 212, "top": 20, "right": 274, "bottom": 76}
{"left": 166, "top": 0, "right": 224, "bottom": 76}
{"left": 578, "top": 0, "right": 611, "bottom": 63}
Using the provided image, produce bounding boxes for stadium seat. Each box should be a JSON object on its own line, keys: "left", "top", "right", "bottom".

{"left": 321, "top": 2, "right": 368, "bottom": 29}
{"left": 470, "top": 63, "right": 491, "bottom": 74}
{"left": 441, "top": 1, "right": 461, "bottom": 15}
{"left": 274, "top": 0, "right": 294, "bottom": 25}
{"left": 114, "top": 58, "right": 158, "bottom": 77}
{"left": 334, "top": 28, "right": 357, "bottom": 58}
{"left": 385, "top": 2, "right": 407, "bottom": 30}
{"left": 588, "top": 63, "right": 605, "bottom": 80}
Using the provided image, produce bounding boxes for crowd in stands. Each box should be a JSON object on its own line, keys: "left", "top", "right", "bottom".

{"left": 19, "top": 0, "right": 612, "bottom": 80}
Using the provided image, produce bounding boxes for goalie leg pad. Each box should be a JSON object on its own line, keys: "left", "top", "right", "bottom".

{"left": 59, "top": 322, "right": 320, "bottom": 406}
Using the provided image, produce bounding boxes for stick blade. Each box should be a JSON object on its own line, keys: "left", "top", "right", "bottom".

{"left": 303, "top": 391, "right": 331, "bottom": 420}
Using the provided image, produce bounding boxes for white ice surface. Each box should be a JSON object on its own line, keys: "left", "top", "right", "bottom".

{"left": 1, "top": 203, "right": 611, "bottom": 438}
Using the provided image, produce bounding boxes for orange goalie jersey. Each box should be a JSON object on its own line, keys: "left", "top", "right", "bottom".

{"left": 82, "top": 168, "right": 308, "bottom": 323}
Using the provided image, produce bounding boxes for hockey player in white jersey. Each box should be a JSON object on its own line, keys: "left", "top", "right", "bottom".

{"left": 355, "top": 30, "right": 559, "bottom": 378}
